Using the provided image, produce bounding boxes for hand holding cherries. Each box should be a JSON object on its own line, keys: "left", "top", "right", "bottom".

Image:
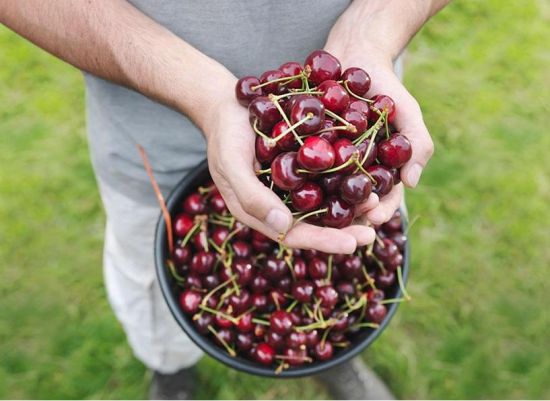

{"left": 236, "top": 50, "right": 412, "bottom": 230}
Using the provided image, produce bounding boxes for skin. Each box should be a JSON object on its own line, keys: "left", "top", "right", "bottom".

{"left": 0, "top": 0, "right": 449, "bottom": 254}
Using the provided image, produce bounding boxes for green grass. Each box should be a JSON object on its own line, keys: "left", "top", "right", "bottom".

{"left": 1, "top": 0, "right": 549, "bottom": 398}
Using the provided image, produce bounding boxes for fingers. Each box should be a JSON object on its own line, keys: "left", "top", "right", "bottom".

{"left": 283, "top": 223, "right": 358, "bottom": 254}
{"left": 366, "top": 183, "right": 404, "bottom": 225}
{"left": 341, "top": 225, "right": 376, "bottom": 247}
{"left": 355, "top": 192, "right": 380, "bottom": 216}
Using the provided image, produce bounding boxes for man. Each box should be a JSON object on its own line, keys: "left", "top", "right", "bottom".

{"left": 1, "top": 1, "right": 446, "bottom": 399}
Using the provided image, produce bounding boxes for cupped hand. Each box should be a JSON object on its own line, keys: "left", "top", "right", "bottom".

{"left": 202, "top": 78, "right": 375, "bottom": 254}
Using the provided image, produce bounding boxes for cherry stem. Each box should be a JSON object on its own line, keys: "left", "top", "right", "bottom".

{"left": 332, "top": 341, "right": 351, "bottom": 348}
{"left": 252, "top": 118, "right": 272, "bottom": 141}
{"left": 397, "top": 266, "right": 412, "bottom": 301}
{"left": 200, "top": 277, "right": 236, "bottom": 309}
{"left": 220, "top": 224, "right": 242, "bottom": 250}
{"left": 251, "top": 318, "right": 270, "bottom": 326}
{"left": 274, "top": 355, "right": 313, "bottom": 363}
{"left": 320, "top": 326, "right": 331, "bottom": 349}
{"left": 297, "top": 152, "right": 359, "bottom": 175}
{"left": 352, "top": 110, "right": 387, "bottom": 146}
{"left": 354, "top": 160, "right": 377, "bottom": 184}
{"left": 251, "top": 72, "right": 304, "bottom": 91}
{"left": 326, "top": 255, "right": 334, "bottom": 283}
{"left": 286, "top": 299, "right": 299, "bottom": 312}
{"left": 380, "top": 297, "right": 407, "bottom": 305}
{"left": 208, "top": 218, "right": 233, "bottom": 227}
{"left": 200, "top": 305, "right": 237, "bottom": 324}
{"left": 268, "top": 94, "right": 304, "bottom": 145}
{"left": 352, "top": 322, "right": 380, "bottom": 329}
{"left": 343, "top": 80, "right": 374, "bottom": 103}
{"left": 315, "top": 125, "right": 354, "bottom": 135}
{"left": 256, "top": 168, "right": 271, "bottom": 175}
{"left": 273, "top": 90, "right": 323, "bottom": 100}
{"left": 362, "top": 266, "right": 377, "bottom": 290}
{"left": 207, "top": 325, "right": 236, "bottom": 357}
{"left": 271, "top": 113, "right": 313, "bottom": 143}
{"left": 325, "top": 109, "right": 357, "bottom": 133}
{"left": 284, "top": 255, "right": 296, "bottom": 281}
{"left": 180, "top": 222, "right": 201, "bottom": 248}
{"left": 166, "top": 259, "right": 185, "bottom": 283}
{"left": 343, "top": 295, "right": 367, "bottom": 314}
{"left": 293, "top": 207, "right": 328, "bottom": 225}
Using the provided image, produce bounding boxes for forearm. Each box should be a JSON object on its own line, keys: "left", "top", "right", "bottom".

{"left": 0, "top": 0, "right": 234, "bottom": 131}
{"left": 327, "top": 0, "right": 450, "bottom": 62}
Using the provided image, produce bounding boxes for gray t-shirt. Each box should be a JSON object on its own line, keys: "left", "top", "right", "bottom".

{"left": 85, "top": 0, "right": 351, "bottom": 204}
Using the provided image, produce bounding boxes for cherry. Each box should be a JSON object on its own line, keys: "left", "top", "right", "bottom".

{"left": 264, "top": 256, "right": 289, "bottom": 281}
{"left": 340, "top": 255, "right": 363, "bottom": 279}
{"left": 251, "top": 294, "right": 269, "bottom": 312}
{"left": 214, "top": 308, "right": 234, "bottom": 329}
{"left": 390, "top": 168, "right": 401, "bottom": 185}
{"left": 254, "top": 324, "right": 266, "bottom": 339}
{"left": 233, "top": 258, "right": 255, "bottom": 286}
{"left": 271, "top": 120, "right": 298, "bottom": 151}
{"left": 318, "top": 80, "right": 350, "bottom": 114}
{"left": 259, "top": 69, "right": 288, "bottom": 95}
{"left": 340, "top": 173, "right": 372, "bottom": 205}
{"left": 254, "top": 343, "right": 275, "bottom": 365}
{"left": 236, "top": 312, "right": 254, "bottom": 333}
{"left": 385, "top": 252, "right": 403, "bottom": 272}
{"left": 183, "top": 273, "right": 202, "bottom": 289}
{"left": 376, "top": 270, "right": 396, "bottom": 288}
{"left": 340, "top": 108, "right": 368, "bottom": 138}
{"left": 270, "top": 289, "right": 289, "bottom": 308}
{"left": 278, "top": 276, "right": 292, "bottom": 293}
{"left": 202, "top": 274, "right": 220, "bottom": 290}
{"left": 209, "top": 193, "right": 227, "bottom": 214}
{"left": 179, "top": 289, "right": 202, "bottom": 314}
{"left": 211, "top": 226, "right": 229, "bottom": 247}
{"left": 278, "top": 61, "right": 303, "bottom": 90}
{"left": 308, "top": 257, "right": 328, "bottom": 279}
{"left": 183, "top": 193, "right": 206, "bottom": 215}
{"left": 315, "top": 285, "right": 339, "bottom": 309}
{"left": 266, "top": 330, "right": 286, "bottom": 351}
{"left": 270, "top": 152, "right": 306, "bottom": 191}
{"left": 348, "top": 99, "right": 371, "bottom": 116}
{"left": 192, "top": 230, "right": 208, "bottom": 251}
{"left": 356, "top": 139, "right": 378, "bottom": 168}
{"left": 374, "top": 238, "right": 399, "bottom": 263}
{"left": 367, "top": 289, "right": 385, "bottom": 304}
{"left": 235, "top": 76, "right": 262, "bottom": 106}
{"left": 235, "top": 332, "right": 254, "bottom": 351}
{"left": 251, "top": 230, "right": 274, "bottom": 252}
{"left": 293, "top": 257, "right": 307, "bottom": 279}
{"left": 291, "top": 280, "right": 315, "bottom": 303}
{"left": 328, "top": 331, "right": 346, "bottom": 343}
{"left": 250, "top": 274, "right": 270, "bottom": 294}
{"left": 333, "top": 139, "right": 360, "bottom": 174}
{"left": 205, "top": 294, "right": 220, "bottom": 310}
{"left": 342, "top": 67, "right": 371, "bottom": 96}
{"left": 255, "top": 135, "right": 280, "bottom": 164}
{"left": 389, "top": 232, "right": 407, "bottom": 251}
{"left": 319, "top": 173, "right": 343, "bottom": 194}
{"left": 321, "top": 197, "right": 354, "bottom": 228}
{"left": 174, "top": 213, "right": 194, "bottom": 237}
{"left": 229, "top": 290, "right": 251, "bottom": 313}
{"left": 378, "top": 134, "right": 412, "bottom": 168}
{"left": 232, "top": 240, "right": 252, "bottom": 259}
{"left": 287, "top": 331, "right": 308, "bottom": 349}
{"left": 317, "top": 119, "right": 339, "bottom": 143}
{"left": 290, "top": 95, "right": 325, "bottom": 135}
{"left": 234, "top": 221, "right": 251, "bottom": 240}
{"left": 366, "top": 165, "right": 394, "bottom": 197}
{"left": 213, "top": 328, "right": 234, "bottom": 347}
{"left": 366, "top": 303, "right": 387, "bottom": 324}
{"left": 303, "top": 249, "right": 324, "bottom": 261}
{"left": 249, "top": 96, "right": 281, "bottom": 132}
{"left": 304, "top": 50, "right": 341, "bottom": 85}
{"left": 193, "top": 313, "right": 213, "bottom": 334}
{"left": 314, "top": 341, "right": 334, "bottom": 361}
{"left": 173, "top": 245, "right": 191, "bottom": 265}
{"left": 189, "top": 251, "right": 215, "bottom": 275}
{"left": 382, "top": 211, "right": 402, "bottom": 233}
{"left": 368, "top": 95, "right": 396, "bottom": 123}
{"left": 290, "top": 182, "right": 324, "bottom": 212}
{"left": 270, "top": 310, "right": 294, "bottom": 335}
{"left": 297, "top": 136, "right": 335, "bottom": 171}
{"left": 336, "top": 281, "right": 356, "bottom": 298}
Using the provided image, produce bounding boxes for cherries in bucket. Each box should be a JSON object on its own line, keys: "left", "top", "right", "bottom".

{"left": 236, "top": 50, "right": 412, "bottom": 229}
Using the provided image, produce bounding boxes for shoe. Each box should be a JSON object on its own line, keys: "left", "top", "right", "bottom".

{"left": 316, "top": 357, "right": 395, "bottom": 400}
{"left": 148, "top": 366, "right": 197, "bottom": 400}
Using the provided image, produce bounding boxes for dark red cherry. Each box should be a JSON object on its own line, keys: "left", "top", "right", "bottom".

{"left": 314, "top": 341, "right": 334, "bottom": 361}
{"left": 183, "top": 273, "right": 202, "bottom": 290}
{"left": 341, "top": 255, "right": 363, "bottom": 279}
{"left": 234, "top": 221, "right": 251, "bottom": 240}
{"left": 193, "top": 313, "right": 213, "bottom": 334}
{"left": 270, "top": 289, "right": 289, "bottom": 308}
{"left": 382, "top": 210, "right": 402, "bottom": 233}
{"left": 192, "top": 230, "right": 208, "bottom": 251}
{"left": 235, "top": 76, "right": 262, "bottom": 106}
{"left": 287, "top": 331, "right": 308, "bottom": 349}
{"left": 264, "top": 256, "right": 289, "bottom": 281}
{"left": 390, "top": 168, "right": 401, "bottom": 185}
{"left": 266, "top": 330, "right": 286, "bottom": 351}
{"left": 249, "top": 96, "right": 281, "bottom": 132}
{"left": 283, "top": 347, "right": 309, "bottom": 366}
{"left": 374, "top": 238, "right": 399, "bottom": 263}
{"left": 328, "top": 331, "right": 346, "bottom": 343}
{"left": 389, "top": 232, "right": 407, "bottom": 251}
{"left": 250, "top": 274, "right": 270, "bottom": 294}
{"left": 333, "top": 139, "right": 360, "bottom": 174}
{"left": 174, "top": 213, "right": 194, "bottom": 237}
{"left": 270, "top": 310, "right": 294, "bottom": 335}
{"left": 211, "top": 227, "right": 229, "bottom": 247}
{"left": 308, "top": 257, "right": 328, "bottom": 279}
{"left": 342, "top": 67, "right": 371, "bottom": 96}
{"left": 293, "top": 258, "right": 307, "bottom": 279}
{"left": 255, "top": 135, "right": 279, "bottom": 163}
{"left": 290, "top": 95, "right": 325, "bottom": 135}
{"left": 376, "top": 270, "right": 396, "bottom": 288}
{"left": 189, "top": 251, "right": 215, "bottom": 275}
{"left": 271, "top": 120, "right": 298, "bottom": 151}
{"left": 305, "top": 330, "right": 320, "bottom": 347}
{"left": 251, "top": 230, "right": 274, "bottom": 253}
{"left": 318, "top": 80, "right": 350, "bottom": 114}
{"left": 202, "top": 274, "right": 220, "bottom": 290}
{"left": 251, "top": 294, "right": 270, "bottom": 312}
{"left": 336, "top": 281, "right": 356, "bottom": 298}
{"left": 297, "top": 136, "right": 335, "bottom": 171}
{"left": 259, "top": 69, "right": 287, "bottom": 95}
{"left": 213, "top": 328, "right": 235, "bottom": 348}
{"left": 214, "top": 308, "right": 234, "bottom": 329}
{"left": 322, "top": 197, "right": 354, "bottom": 228}
{"left": 304, "top": 50, "right": 341, "bottom": 85}
{"left": 173, "top": 245, "right": 191, "bottom": 265}
{"left": 232, "top": 240, "right": 252, "bottom": 259}
{"left": 340, "top": 173, "right": 372, "bottom": 205}
{"left": 378, "top": 134, "right": 412, "bottom": 168}
{"left": 254, "top": 343, "right": 275, "bottom": 365}
{"left": 179, "top": 290, "right": 202, "bottom": 314}
{"left": 367, "top": 289, "right": 385, "bottom": 304}
{"left": 279, "top": 61, "right": 303, "bottom": 89}
{"left": 366, "top": 165, "right": 394, "bottom": 197}
{"left": 277, "top": 276, "right": 292, "bottom": 293}
{"left": 315, "top": 285, "right": 339, "bottom": 309}
{"left": 368, "top": 95, "right": 396, "bottom": 123}
{"left": 229, "top": 290, "right": 251, "bottom": 313}
{"left": 270, "top": 152, "right": 306, "bottom": 191}
{"left": 340, "top": 108, "right": 368, "bottom": 138}
{"left": 233, "top": 258, "right": 255, "bottom": 286}
{"left": 290, "top": 182, "right": 324, "bottom": 212}
{"left": 317, "top": 119, "right": 339, "bottom": 143}
{"left": 319, "top": 173, "right": 343, "bottom": 194}
{"left": 235, "top": 332, "right": 254, "bottom": 351}
{"left": 254, "top": 323, "right": 267, "bottom": 339}
{"left": 209, "top": 193, "right": 227, "bottom": 214}
{"left": 291, "top": 280, "right": 315, "bottom": 303}
{"left": 367, "top": 303, "right": 387, "bottom": 324}
{"left": 356, "top": 139, "right": 378, "bottom": 168}
{"left": 385, "top": 252, "right": 403, "bottom": 272}
{"left": 183, "top": 193, "right": 206, "bottom": 215}
{"left": 348, "top": 99, "right": 371, "bottom": 116}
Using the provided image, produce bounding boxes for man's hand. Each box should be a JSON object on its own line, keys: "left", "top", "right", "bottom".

{"left": 202, "top": 80, "right": 376, "bottom": 254}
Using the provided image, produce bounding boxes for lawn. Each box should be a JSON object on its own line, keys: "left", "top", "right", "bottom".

{"left": 1, "top": 0, "right": 549, "bottom": 399}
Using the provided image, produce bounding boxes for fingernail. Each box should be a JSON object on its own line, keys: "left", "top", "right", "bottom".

{"left": 265, "top": 209, "right": 291, "bottom": 234}
{"left": 407, "top": 164, "right": 423, "bottom": 187}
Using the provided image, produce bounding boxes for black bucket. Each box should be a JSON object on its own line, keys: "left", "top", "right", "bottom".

{"left": 154, "top": 159, "right": 410, "bottom": 378}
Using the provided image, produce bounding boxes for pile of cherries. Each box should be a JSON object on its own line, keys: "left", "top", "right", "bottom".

{"left": 170, "top": 179, "right": 408, "bottom": 372}
{"left": 235, "top": 49, "right": 412, "bottom": 229}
